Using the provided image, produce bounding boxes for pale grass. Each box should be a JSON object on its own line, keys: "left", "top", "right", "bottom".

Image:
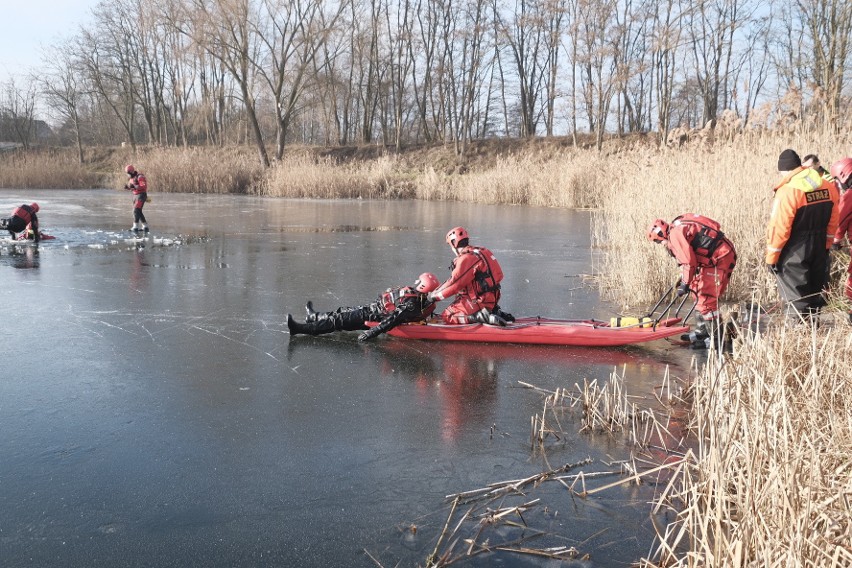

{"left": 413, "top": 153, "right": 603, "bottom": 208}
{"left": 644, "top": 325, "right": 852, "bottom": 567}
{"left": 0, "top": 148, "right": 101, "bottom": 189}
{"left": 114, "top": 146, "right": 265, "bottom": 194}
{"left": 592, "top": 131, "right": 852, "bottom": 311}
{"left": 262, "top": 154, "right": 414, "bottom": 199}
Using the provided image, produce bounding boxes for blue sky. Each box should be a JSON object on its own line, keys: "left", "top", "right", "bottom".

{"left": 0, "top": 0, "right": 101, "bottom": 81}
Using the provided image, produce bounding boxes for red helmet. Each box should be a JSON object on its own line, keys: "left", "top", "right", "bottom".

{"left": 648, "top": 219, "right": 670, "bottom": 243}
{"left": 830, "top": 157, "right": 852, "bottom": 185}
{"left": 445, "top": 226, "right": 469, "bottom": 248}
{"left": 125, "top": 164, "right": 136, "bottom": 175}
{"left": 30, "top": 202, "right": 39, "bottom": 212}
{"left": 414, "top": 272, "right": 440, "bottom": 293}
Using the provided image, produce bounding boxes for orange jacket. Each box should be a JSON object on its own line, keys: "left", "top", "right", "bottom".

{"left": 765, "top": 167, "right": 839, "bottom": 264}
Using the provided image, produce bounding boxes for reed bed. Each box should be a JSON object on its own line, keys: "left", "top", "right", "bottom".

{"left": 261, "top": 154, "right": 414, "bottom": 199}
{"left": 591, "top": 131, "right": 852, "bottom": 311}
{"left": 413, "top": 153, "right": 605, "bottom": 208}
{"left": 0, "top": 148, "right": 101, "bottom": 189}
{"left": 644, "top": 325, "right": 852, "bottom": 567}
{"left": 112, "top": 146, "right": 265, "bottom": 194}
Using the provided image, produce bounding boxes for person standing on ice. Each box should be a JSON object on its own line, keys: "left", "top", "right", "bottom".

{"left": 427, "top": 226, "right": 512, "bottom": 325}
{"left": 287, "top": 273, "right": 441, "bottom": 341}
{"left": 648, "top": 215, "right": 737, "bottom": 349}
{"left": 766, "top": 149, "right": 839, "bottom": 322}
{"left": 1, "top": 202, "right": 41, "bottom": 243}
{"left": 124, "top": 164, "right": 150, "bottom": 233}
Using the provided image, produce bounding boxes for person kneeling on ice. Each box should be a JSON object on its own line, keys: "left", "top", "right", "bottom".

{"left": 1, "top": 203, "right": 41, "bottom": 243}
{"left": 648, "top": 215, "right": 737, "bottom": 349}
{"left": 287, "top": 273, "right": 441, "bottom": 342}
{"left": 427, "top": 226, "right": 513, "bottom": 326}
{"left": 124, "top": 164, "right": 150, "bottom": 233}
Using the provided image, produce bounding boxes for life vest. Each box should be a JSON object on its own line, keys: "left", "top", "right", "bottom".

{"left": 672, "top": 214, "right": 727, "bottom": 260}
{"left": 380, "top": 286, "right": 422, "bottom": 312}
{"left": 467, "top": 247, "right": 503, "bottom": 296}
{"left": 11, "top": 204, "right": 35, "bottom": 224}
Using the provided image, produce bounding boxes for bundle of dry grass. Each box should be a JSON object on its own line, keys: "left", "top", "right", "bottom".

{"left": 0, "top": 148, "right": 101, "bottom": 189}
{"left": 646, "top": 325, "right": 852, "bottom": 566}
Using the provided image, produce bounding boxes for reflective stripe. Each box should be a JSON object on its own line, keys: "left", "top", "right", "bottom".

{"left": 804, "top": 175, "right": 820, "bottom": 190}
{"left": 767, "top": 246, "right": 784, "bottom": 252}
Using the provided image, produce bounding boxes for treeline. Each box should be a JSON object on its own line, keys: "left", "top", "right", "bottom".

{"left": 1, "top": 0, "right": 851, "bottom": 167}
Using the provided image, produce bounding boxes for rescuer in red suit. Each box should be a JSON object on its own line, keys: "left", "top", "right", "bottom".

{"left": 648, "top": 214, "right": 737, "bottom": 348}
{"left": 428, "top": 226, "right": 513, "bottom": 325}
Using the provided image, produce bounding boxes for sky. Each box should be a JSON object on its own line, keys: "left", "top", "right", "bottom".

{"left": 0, "top": 0, "right": 101, "bottom": 82}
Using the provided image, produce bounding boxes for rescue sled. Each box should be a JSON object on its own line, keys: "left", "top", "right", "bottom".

{"left": 16, "top": 229, "right": 55, "bottom": 241}
{"left": 366, "top": 316, "right": 689, "bottom": 347}
{"left": 367, "top": 282, "right": 700, "bottom": 347}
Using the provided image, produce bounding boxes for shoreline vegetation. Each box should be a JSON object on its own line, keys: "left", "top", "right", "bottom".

{"left": 3, "top": 132, "right": 851, "bottom": 566}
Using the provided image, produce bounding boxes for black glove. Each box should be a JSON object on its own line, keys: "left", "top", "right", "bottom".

{"left": 768, "top": 263, "right": 780, "bottom": 274}
{"left": 358, "top": 328, "right": 378, "bottom": 342}
{"left": 831, "top": 242, "right": 843, "bottom": 251}
{"left": 676, "top": 282, "right": 689, "bottom": 297}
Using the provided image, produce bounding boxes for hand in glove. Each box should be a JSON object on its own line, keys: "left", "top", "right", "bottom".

{"left": 768, "top": 263, "right": 780, "bottom": 274}
{"left": 358, "top": 329, "right": 378, "bottom": 342}
{"left": 831, "top": 241, "right": 843, "bottom": 251}
{"left": 676, "top": 282, "right": 690, "bottom": 297}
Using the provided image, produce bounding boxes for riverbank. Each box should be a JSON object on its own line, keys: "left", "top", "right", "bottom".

{"left": 4, "top": 134, "right": 852, "bottom": 566}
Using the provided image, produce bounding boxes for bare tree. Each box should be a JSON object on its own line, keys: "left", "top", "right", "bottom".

{"left": 576, "top": 0, "right": 622, "bottom": 149}
{"left": 41, "top": 41, "right": 88, "bottom": 163}
{"left": 189, "top": 0, "right": 270, "bottom": 167}
{"left": 494, "top": 0, "right": 550, "bottom": 137}
{"left": 795, "top": 0, "right": 852, "bottom": 130}
{"left": 252, "top": 0, "right": 345, "bottom": 160}
{"left": 0, "top": 78, "right": 39, "bottom": 149}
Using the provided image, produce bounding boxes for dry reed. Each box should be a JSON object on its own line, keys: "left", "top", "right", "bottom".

{"left": 114, "top": 146, "right": 265, "bottom": 194}
{"left": 0, "top": 148, "right": 101, "bottom": 189}
{"left": 644, "top": 325, "right": 852, "bottom": 567}
{"left": 261, "top": 154, "right": 414, "bottom": 199}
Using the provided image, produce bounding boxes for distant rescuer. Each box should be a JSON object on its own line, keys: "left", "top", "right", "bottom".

{"left": 427, "top": 226, "right": 512, "bottom": 325}
{"left": 829, "top": 157, "right": 852, "bottom": 324}
{"left": 766, "top": 149, "right": 839, "bottom": 322}
{"left": 648, "top": 214, "right": 737, "bottom": 349}
{"left": 1, "top": 202, "right": 41, "bottom": 243}
{"left": 124, "top": 164, "right": 150, "bottom": 233}
{"left": 287, "top": 272, "right": 441, "bottom": 341}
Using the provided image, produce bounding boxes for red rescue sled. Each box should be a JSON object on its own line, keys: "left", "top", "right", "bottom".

{"left": 367, "top": 316, "right": 689, "bottom": 347}
{"left": 16, "top": 230, "right": 55, "bottom": 241}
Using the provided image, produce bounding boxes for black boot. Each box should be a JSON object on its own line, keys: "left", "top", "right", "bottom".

{"left": 493, "top": 305, "right": 515, "bottom": 322}
{"left": 467, "top": 308, "right": 507, "bottom": 326}
{"left": 305, "top": 301, "right": 319, "bottom": 322}
{"left": 288, "top": 313, "right": 339, "bottom": 336}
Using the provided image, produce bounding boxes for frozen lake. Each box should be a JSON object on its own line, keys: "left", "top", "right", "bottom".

{"left": 0, "top": 189, "right": 694, "bottom": 567}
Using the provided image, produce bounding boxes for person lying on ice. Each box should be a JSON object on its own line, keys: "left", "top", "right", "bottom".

{"left": 427, "top": 226, "right": 513, "bottom": 326}
{"left": 287, "top": 273, "right": 441, "bottom": 342}
{"left": 648, "top": 215, "right": 737, "bottom": 349}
